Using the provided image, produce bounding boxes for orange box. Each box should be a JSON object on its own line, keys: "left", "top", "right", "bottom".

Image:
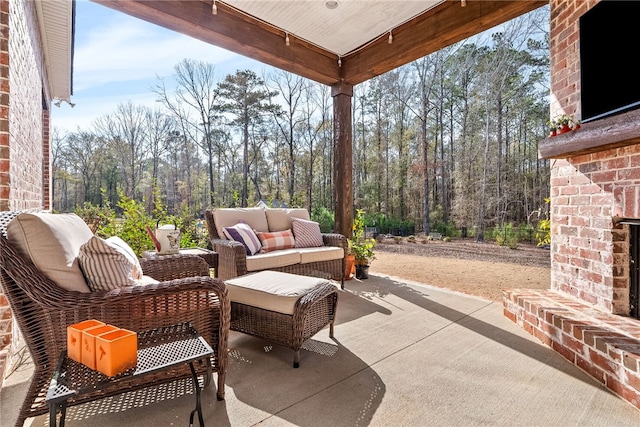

{"left": 81, "top": 324, "right": 119, "bottom": 370}
{"left": 95, "top": 328, "right": 138, "bottom": 377}
{"left": 67, "top": 319, "right": 104, "bottom": 363}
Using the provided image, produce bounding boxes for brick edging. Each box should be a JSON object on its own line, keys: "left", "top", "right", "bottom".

{"left": 504, "top": 289, "right": 640, "bottom": 410}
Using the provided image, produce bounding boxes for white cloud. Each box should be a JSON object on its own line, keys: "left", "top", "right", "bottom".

{"left": 73, "top": 16, "right": 238, "bottom": 91}
{"left": 54, "top": 1, "right": 266, "bottom": 133}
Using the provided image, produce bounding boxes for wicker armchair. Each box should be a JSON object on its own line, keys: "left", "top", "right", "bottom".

{"left": 0, "top": 211, "right": 230, "bottom": 427}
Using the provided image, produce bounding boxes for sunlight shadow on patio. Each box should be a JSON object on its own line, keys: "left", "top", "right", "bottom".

{"left": 355, "top": 275, "right": 610, "bottom": 388}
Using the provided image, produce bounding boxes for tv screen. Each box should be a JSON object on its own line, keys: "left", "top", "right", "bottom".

{"left": 580, "top": 1, "right": 640, "bottom": 123}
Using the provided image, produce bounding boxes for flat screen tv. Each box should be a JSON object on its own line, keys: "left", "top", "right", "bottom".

{"left": 580, "top": 1, "right": 640, "bottom": 123}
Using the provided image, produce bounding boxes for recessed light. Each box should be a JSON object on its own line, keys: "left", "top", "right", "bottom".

{"left": 325, "top": 0, "right": 339, "bottom": 10}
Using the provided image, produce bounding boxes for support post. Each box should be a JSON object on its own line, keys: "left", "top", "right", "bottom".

{"left": 331, "top": 83, "right": 353, "bottom": 238}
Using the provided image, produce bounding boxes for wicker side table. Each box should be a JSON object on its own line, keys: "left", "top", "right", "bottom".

{"left": 46, "top": 323, "right": 213, "bottom": 427}
{"left": 143, "top": 247, "right": 218, "bottom": 277}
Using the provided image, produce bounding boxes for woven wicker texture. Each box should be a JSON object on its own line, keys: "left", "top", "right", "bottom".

{"left": 230, "top": 281, "right": 338, "bottom": 367}
{"left": 0, "top": 211, "right": 230, "bottom": 427}
{"left": 205, "top": 209, "right": 348, "bottom": 288}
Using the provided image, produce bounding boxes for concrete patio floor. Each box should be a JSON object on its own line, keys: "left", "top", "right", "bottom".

{"left": 2, "top": 274, "right": 640, "bottom": 426}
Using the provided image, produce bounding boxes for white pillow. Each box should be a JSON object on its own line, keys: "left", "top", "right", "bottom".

{"left": 78, "top": 236, "right": 143, "bottom": 292}
{"left": 7, "top": 213, "right": 93, "bottom": 292}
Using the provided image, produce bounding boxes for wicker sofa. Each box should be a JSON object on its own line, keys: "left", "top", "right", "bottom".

{"left": 0, "top": 211, "right": 230, "bottom": 426}
{"left": 204, "top": 208, "right": 347, "bottom": 287}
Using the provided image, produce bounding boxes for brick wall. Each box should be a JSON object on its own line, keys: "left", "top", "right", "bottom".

{"left": 0, "top": 0, "right": 9, "bottom": 385}
{"left": 0, "top": 0, "right": 48, "bottom": 383}
{"left": 504, "top": 0, "right": 640, "bottom": 411}
{"left": 548, "top": 0, "right": 637, "bottom": 314}
{"left": 0, "top": 1, "right": 9, "bottom": 213}
{"left": 8, "top": 0, "right": 45, "bottom": 211}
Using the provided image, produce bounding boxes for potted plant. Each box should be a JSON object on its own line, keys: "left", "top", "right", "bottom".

{"left": 548, "top": 114, "right": 581, "bottom": 136}
{"left": 345, "top": 242, "right": 356, "bottom": 280}
{"left": 349, "top": 209, "right": 376, "bottom": 279}
{"left": 555, "top": 114, "right": 573, "bottom": 134}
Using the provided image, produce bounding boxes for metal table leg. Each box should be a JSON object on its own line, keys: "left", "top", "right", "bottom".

{"left": 49, "top": 400, "right": 67, "bottom": 427}
{"left": 188, "top": 362, "right": 205, "bottom": 427}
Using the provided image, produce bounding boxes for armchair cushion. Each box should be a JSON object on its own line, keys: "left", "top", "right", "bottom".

{"left": 78, "top": 236, "right": 145, "bottom": 291}
{"left": 223, "top": 222, "right": 262, "bottom": 255}
{"left": 256, "top": 229, "right": 295, "bottom": 252}
{"left": 7, "top": 212, "right": 93, "bottom": 292}
{"left": 291, "top": 217, "right": 324, "bottom": 248}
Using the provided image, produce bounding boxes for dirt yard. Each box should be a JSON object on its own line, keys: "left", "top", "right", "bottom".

{"left": 368, "top": 237, "right": 551, "bottom": 301}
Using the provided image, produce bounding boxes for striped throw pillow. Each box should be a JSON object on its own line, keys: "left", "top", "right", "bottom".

{"left": 256, "top": 229, "right": 296, "bottom": 253}
{"left": 224, "top": 222, "right": 262, "bottom": 255}
{"left": 78, "top": 236, "right": 143, "bottom": 292}
{"left": 291, "top": 218, "right": 324, "bottom": 248}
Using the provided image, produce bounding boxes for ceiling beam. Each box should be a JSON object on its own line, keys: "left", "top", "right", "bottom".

{"left": 94, "top": 0, "right": 547, "bottom": 87}
{"left": 94, "top": 0, "right": 342, "bottom": 85}
{"left": 341, "top": 0, "right": 548, "bottom": 85}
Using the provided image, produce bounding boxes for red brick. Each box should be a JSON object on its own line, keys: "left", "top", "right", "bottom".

{"left": 503, "top": 309, "right": 516, "bottom": 323}
{"left": 603, "top": 157, "right": 629, "bottom": 170}
{"left": 589, "top": 348, "right": 616, "bottom": 375}
{"left": 606, "top": 375, "right": 640, "bottom": 409}
{"left": 624, "top": 369, "right": 640, "bottom": 392}
{"left": 552, "top": 340, "right": 576, "bottom": 363}
{"left": 618, "top": 168, "right": 640, "bottom": 181}
{"left": 561, "top": 332, "right": 586, "bottom": 355}
{"left": 576, "top": 354, "right": 605, "bottom": 384}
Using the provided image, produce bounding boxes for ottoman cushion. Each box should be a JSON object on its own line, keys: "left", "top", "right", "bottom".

{"left": 226, "top": 271, "right": 335, "bottom": 315}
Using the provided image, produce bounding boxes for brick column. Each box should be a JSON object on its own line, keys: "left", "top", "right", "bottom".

{"left": 0, "top": 0, "right": 9, "bottom": 383}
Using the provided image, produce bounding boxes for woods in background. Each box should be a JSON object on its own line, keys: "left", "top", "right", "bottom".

{"left": 53, "top": 8, "right": 550, "bottom": 237}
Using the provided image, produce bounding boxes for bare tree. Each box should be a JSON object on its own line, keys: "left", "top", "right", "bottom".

{"left": 266, "top": 70, "right": 304, "bottom": 204}
{"left": 155, "top": 59, "right": 221, "bottom": 206}
{"left": 95, "top": 101, "right": 148, "bottom": 199}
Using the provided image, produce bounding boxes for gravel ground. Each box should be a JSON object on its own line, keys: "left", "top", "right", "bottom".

{"left": 374, "top": 237, "right": 550, "bottom": 268}
{"left": 367, "top": 237, "right": 551, "bottom": 301}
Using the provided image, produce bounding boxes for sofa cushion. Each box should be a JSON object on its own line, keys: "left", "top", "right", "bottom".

{"left": 256, "top": 229, "right": 295, "bottom": 253}
{"left": 212, "top": 208, "right": 269, "bottom": 240}
{"left": 226, "top": 270, "right": 334, "bottom": 315}
{"left": 224, "top": 222, "right": 262, "bottom": 255}
{"left": 265, "top": 208, "right": 310, "bottom": 232}
{"left": 297, "top": 246, "right": 345, "bottom": 264}
{"left": 291, "top": 218, "right": 324, "bottom": 248}
{"left": 246, "top": 249, "right": 301, "bottom": 271}
{"left": 7, "top": 213, "right": 93, "bottom": 293}
{"left": 78, "top": 236, "right": 144, "bottom": 291}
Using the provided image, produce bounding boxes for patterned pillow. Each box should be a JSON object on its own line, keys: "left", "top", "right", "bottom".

{"left": 78, "top": 236, "right": 144, "bottom": 292}
{"left": 256, "top": 229, "right": 296, "bottom": 253}
{"left": 291, "top": 218, "right": 324, "bottom": 248}
{"left": 224, "top": 222, "right": 262, "bottom": 255}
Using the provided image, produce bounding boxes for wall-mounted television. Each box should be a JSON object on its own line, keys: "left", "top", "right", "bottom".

{"left": 580, "top": 1, "right": 640, "bottom": 123}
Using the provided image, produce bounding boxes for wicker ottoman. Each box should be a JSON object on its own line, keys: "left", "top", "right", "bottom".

{"left": 225, "top": 270, "right": 339, "bottom": 368}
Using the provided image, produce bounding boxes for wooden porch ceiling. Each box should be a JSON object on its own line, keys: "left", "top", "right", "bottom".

{"left": 94, "top": 0, "right": 546, "bottom": 87}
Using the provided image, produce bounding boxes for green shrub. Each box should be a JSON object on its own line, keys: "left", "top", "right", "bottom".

{"left": 75, "top": 189, "right": 208, "bottom": 257}
{"left": 494, "top": 223, "right": 518, "bottom": 249}
{"left": 311, "top": 206, "right": 335, "bottom": 233}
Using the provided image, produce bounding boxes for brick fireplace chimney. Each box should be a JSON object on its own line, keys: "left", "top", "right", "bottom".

{"left": 504, "top": 0, "right": 640, "bottom": 411}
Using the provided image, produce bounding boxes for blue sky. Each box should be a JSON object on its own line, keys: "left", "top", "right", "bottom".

{"left": 51, "top": 0, "right": 265, "bottom": 133}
